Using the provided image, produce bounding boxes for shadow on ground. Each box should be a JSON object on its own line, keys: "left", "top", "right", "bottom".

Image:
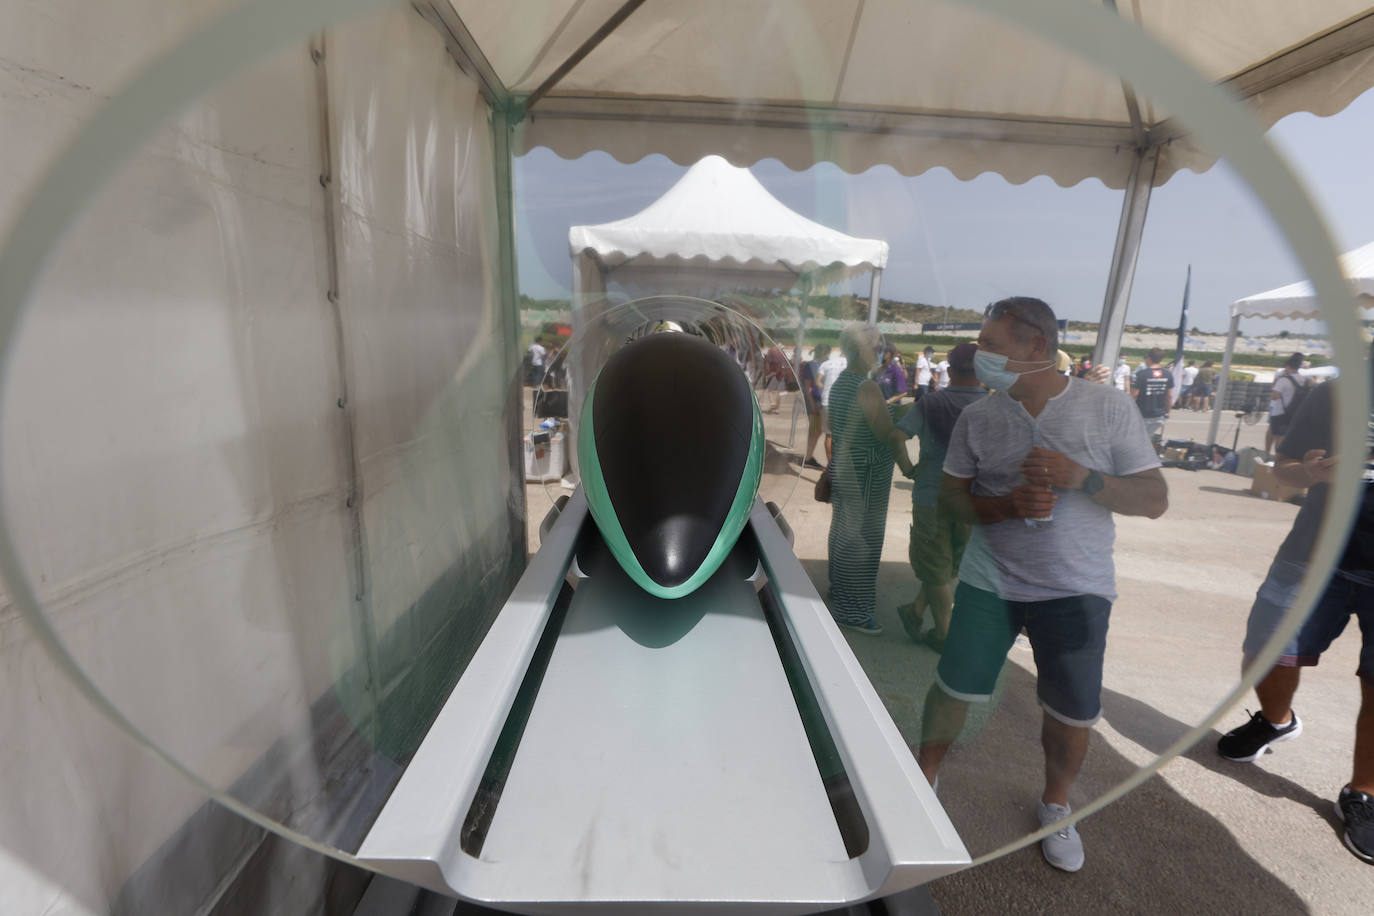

{"left": 1199, "top": 484, "right": 1260, "bottom": 499}
{"left": 798, "top": 558, "right": 1311, "bottom": 915}
{"left": 1101, "top": 686, "right": 1340, "bottom": 830}
{"left": 927, "top": 673, "right": 1312, "bottom": 916}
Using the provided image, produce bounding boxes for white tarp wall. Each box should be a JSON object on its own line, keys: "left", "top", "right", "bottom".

{"left": 0, "top": 3, "right": 523, "bottom": 914}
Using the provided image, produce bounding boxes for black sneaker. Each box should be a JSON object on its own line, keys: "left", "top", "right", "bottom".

{"left": 1217, "top": 709, "right": 1302, "bottom": 762}
{"left": 1336, "top": 787, "right": 1374, "bottom": 863}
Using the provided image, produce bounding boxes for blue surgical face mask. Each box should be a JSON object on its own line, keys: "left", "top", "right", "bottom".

{"left": 973, "top": 349, "right": 1053, "bottom": 390}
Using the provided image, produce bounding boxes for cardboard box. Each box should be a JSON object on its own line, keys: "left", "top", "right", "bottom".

{"left": 1163, "top": 447, "right": 1187, "bottom": 462}
{"left": 1235, "top": 446, "right": 1266, "bottom": 479}
{"left": 1251, "top": 461, "right": 1306, "bottom": 503}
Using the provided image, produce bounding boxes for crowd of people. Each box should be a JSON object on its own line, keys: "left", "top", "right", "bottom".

{"left": 523, "top": 308, "right": 1368, "bottom": 873}
{"left": 791, "top": 297, "right": 1371, "bottom": 874}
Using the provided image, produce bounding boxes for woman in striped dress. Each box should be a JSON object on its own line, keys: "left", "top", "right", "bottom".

{"left": 827, "top": 325, "right": 914, "bottom": 634}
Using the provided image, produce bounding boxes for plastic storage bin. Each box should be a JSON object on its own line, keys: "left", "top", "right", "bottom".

{"left": 524, "top": 431, "right": 565, "bottom": 482}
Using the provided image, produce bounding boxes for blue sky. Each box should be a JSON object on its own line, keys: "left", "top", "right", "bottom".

{"left": 514, "top": 87, "right": 1374, "bottom": 335}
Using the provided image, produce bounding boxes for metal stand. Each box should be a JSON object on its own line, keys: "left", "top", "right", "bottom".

{"left": 356, "top": 492, "right": 968, "bottom": 913}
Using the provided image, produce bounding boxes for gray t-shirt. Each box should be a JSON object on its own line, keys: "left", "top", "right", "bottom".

{"left": 943, "top": 377, "right": 1160, "bottom": 602}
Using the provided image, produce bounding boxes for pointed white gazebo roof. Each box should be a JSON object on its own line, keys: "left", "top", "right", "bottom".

{"left": 569, "top": 155, "right": 888, "bottom": 285}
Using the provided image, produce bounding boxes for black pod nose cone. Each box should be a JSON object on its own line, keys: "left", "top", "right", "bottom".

{"left": 637, "top": 514, "right": 717, "bottom": 587}
{"left": 579, "top": 332, "right": 763, "bottom": 598}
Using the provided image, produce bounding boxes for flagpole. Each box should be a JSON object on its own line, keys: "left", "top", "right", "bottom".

{"left": 1171, "top": 265, "right": 1191, "bottom": 410}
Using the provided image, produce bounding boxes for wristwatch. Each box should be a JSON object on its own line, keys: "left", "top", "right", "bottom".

{"left": 1082, "top": 469, "right": 1105, "bottom": 496}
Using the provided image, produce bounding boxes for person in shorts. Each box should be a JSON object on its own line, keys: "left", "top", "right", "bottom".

{"left": 759, "top": 344, "right": 788, "bottom": 413}
{"left": 1180, "top": 360, "right": 1198, "bottom": 407}
{"left": 1267, "top": 352, "right": 1307, "bottom": 454}
{"left": 1130, "top": 347, "right": 1173, "bottom": 445}
{"left": 1190, "top": 360, "right": 1216, "bottom": 411}
{"left": 526, "top": 335, "right": 546, "bottom": 387}
{"left": 915, "top": 297, "right": 1167, "bottom": 873}
{"left": 913, "top": 345, "right": 936, "bottom": 397}
{"left": 799, "top": 345, "right": 828, "bottom": 469}
{"left": 1216, "top": 364, "right": 1374, "bottom": 865}
{"left": 893, "top": 342, "right": 985, "bottom": 651}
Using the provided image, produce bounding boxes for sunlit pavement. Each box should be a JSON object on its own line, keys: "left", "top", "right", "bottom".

{"left": 525, "top": 391, "right": 1374, "bottom": 913}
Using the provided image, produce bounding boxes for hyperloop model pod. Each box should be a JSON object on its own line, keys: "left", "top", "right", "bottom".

{"left": 577, "top": 332, "right": 765, "bottom": 599}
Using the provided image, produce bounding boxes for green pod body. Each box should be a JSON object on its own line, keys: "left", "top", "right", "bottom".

{"left": 578, "top": 333, "right": 765, "bottom": 599}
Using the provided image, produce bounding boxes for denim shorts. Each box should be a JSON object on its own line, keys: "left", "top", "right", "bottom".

{"left": 935, "top": 582, "right": 1112, "bottom": 726}
{"left": 1244, "top": 557, "right": 1374, "bottom": 681}
{"left": 1242, "top": 558, "right": 1310, "bottom": 664}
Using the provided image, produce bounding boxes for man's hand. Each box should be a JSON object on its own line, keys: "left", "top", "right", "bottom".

{"left": 1302, "top": 449, "right": 1337, "bottom": 485}
{"left": 1008, "top": 483, "right": 1057, "bottom": 520}
{"left": 1022, "top": 446, "right": 1089, "bottom": 490}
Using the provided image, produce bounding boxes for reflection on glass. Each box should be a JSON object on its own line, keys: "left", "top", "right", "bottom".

{"left": 527, "top": 296, "right": 804, "bottom": 528}
{"left": 903, "top": 297, "right": 1168, "bottom": 874}
{"left": 4, "top": 0, "right": 1371, "bottom": 907}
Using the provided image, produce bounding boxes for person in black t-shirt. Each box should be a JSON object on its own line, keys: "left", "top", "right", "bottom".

{"left": 1130, "top": 347, "right": 1174, "bottom": 445}
{"left": 1216, "top": 367, "right": 1374, "bottom": 865}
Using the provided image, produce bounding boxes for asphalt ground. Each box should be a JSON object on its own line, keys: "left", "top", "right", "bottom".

{"left": 525, "top": 390, "right": 1373, "bottom": 914}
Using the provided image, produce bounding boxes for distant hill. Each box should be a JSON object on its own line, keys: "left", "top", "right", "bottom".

{"left": 518, "top": 292, "right": 1259, "bottom": 337}
{"left": 875, "top": 299, "right": 984, "bottom": 324}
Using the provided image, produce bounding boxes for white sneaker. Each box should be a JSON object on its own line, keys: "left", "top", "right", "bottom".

{"left": 1037, "top": 801, "right": 1084, "bottom": 872}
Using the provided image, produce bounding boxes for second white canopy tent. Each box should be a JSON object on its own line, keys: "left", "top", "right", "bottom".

{"left": 1207, "top": 239, "right": 1374, "bottom": 446}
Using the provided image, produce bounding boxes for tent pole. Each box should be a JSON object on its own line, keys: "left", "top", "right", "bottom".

{"left": 790, "top": 277, "right": 811, "bottom": 449}
{"left": 1208, "top": 311, "right": 1240, "bottom": 448}
{"left": 867, "top": 267, "right": 883, "bottom": 327}
{"left": 1092, "top": 146, "right": 1159, "bottom": 368}
{"left": 494, "top": 106, "right": 529, "bottom": 560}
{"left": 522, "top": 0, "right": 647, "bottom": 113}
{"left": 568, "top": 252, "right": 606, "bottom": 476}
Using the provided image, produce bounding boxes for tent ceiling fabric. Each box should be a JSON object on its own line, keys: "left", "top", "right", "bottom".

{"left": 569, "top": 155, "right": 889, "bottom": 280}
{"left": 1233, "top": 239, "right": 1374, "bottom": 318}
{"left": 451, "top": 0, "right": 1374, "bottom": 188}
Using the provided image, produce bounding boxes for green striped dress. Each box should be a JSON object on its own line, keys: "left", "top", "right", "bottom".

{"left": 826, "top": 369, "right": 895, "bottom": 625}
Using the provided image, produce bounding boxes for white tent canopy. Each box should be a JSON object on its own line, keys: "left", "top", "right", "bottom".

{"left": 568, "top": 155, "right": 890, "bottom": 448}
{"left": 443, "top": 0, "right": 1374, "bottom": 370}
{"left": 458, "top": 0, "right": 1374, "bottom": 189}
{"left": 1231, "top": 238, "right": 1374, "bottom": 318}
{"left": 1207, "top": 238, "right": 1374, "bottom": 445}
{"left": 569, "top": 154, "right": 889, "bottom": 290}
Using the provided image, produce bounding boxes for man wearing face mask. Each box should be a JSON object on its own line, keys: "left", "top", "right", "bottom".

{"left": 914, "top": 296, "right": 1168, "bottom": 873}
